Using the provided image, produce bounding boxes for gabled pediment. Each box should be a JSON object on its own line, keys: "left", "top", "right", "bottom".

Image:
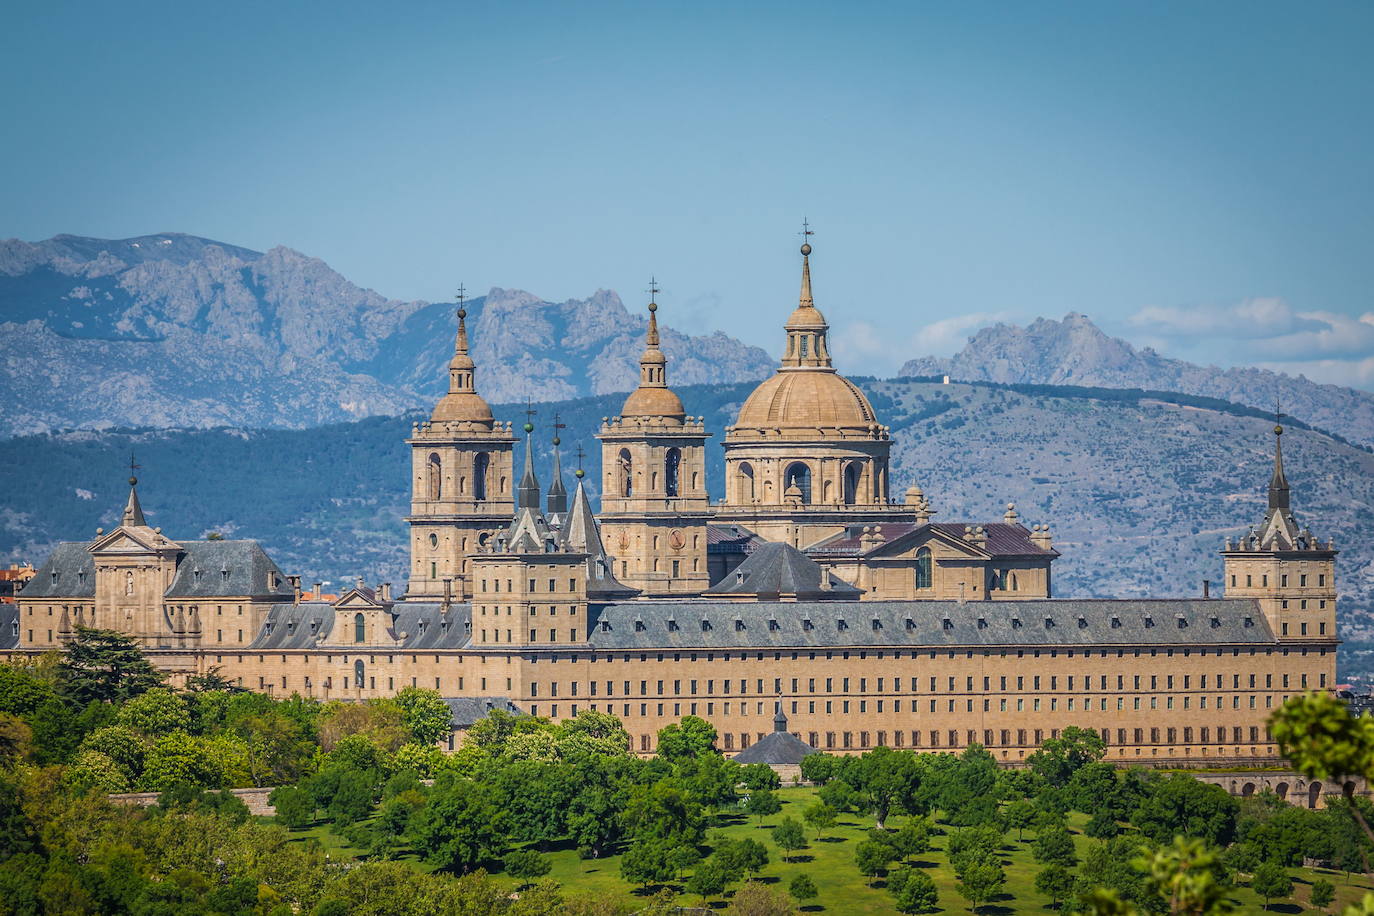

{"left": 865, "top": 525, "right": 990, "bottom": 561}
{"left": 89, "top": 525, "right": 179, "bottom": 556}
{"left": 334, "top": 587, "right": 392, "bottom": 612}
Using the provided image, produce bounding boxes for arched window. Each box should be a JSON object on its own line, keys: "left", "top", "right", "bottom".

{"left": 354, "top": 612, "right": 366, "bottom": 643}
{"left": 843, "top": 462, "right": 861, "bottom": 505}
{"left": 473, "top": 452, "right": 489, "bottom": 501}
{"left": 619, "top": 449, "right": 633, "bottom": 497}
{"left": 915, "top": 548, "right": 933, "bottom": 590}
{"left": 665, "top": 449, "right": 681, "bottom": 497}
{"left": 784, "top": 462, "right": 812, "bottom": 504}
{"left": 354, "top": 659, "right": 365, "bottom": 688}
{"left": 738, "top": 463, "right": 755, "bottom": 503}
{"left": 427, "top": 453, "right": 442, "bottom": 500}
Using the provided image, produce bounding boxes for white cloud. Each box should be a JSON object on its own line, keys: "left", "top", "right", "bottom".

{"left": 830, "top": 311, "right": 1013, "bottom": 376}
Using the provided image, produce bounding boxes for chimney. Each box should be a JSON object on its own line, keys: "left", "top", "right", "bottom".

{"left": 380, "top": 582, "right": 392, "bottom": 602}
{"left": 313, "top": 582, "right": 322, "bottom": 600}
{"left": 442, "top": 577, "right": 453, "bottom": 612}
{"left": 288, "top": 575, "right": 301, "bottom": 606}
{"left": 1203, "top": 579, "right": 1211, "bottom": 599}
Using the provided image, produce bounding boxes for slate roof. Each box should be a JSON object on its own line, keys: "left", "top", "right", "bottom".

{"left": 707, "top": 524, "right": 767, "bottom": 554}
{"left": 165, "top": 541, "right": 295, "bottom": 599}
{"left": 704, "top": 541, "right": 862, "bottom": 600}
{"left": 807, "top": 522, "right": 1056, "bottom": 559}
{"left": 442, "top": 696, "right": 524, "bottom": 729}
{"left": 248, "top": 601, "right": 473, "bottom": 650}
{"left": 19, "top": 543, "right": 95, "bottom": 598}
{"left": 0, "top": 604, "right": 18, "bottom": 649}
{"left": 588, "top": 598, "right": 1274, "bottom": 650}
{"left": 734, "top": 730, "right": 818, "bottom": 765}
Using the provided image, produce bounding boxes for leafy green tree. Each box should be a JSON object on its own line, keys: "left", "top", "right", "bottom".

{"left": 1133, "top": 773, "right": 1239, "bottom": 847}
{"left": 623, "top": 780, "right": 705, "bottom": 846}
{"left": 57, "top": 628, "right": 164, "bottom": 705}
{"left": 1135, "top": 836, "right": 1232, "bottom": 916}
{"left": 789, "top": 873, "right": 818, "bottom": 905}
{"left": 799, "top": 752, "right": 838, "bottom": 785}
{"left": 67, "top": 748, "right": 130, "bottom": 791}
{"left": 848, "top": 746, "right": 921, "bottom": 829}
{"left": 1032, "top": 824, "right": 1077, "bottom": 867}
{"left": 740, "top": 762, "right": 781, "bottom": 792}
{"left": 141, "top": 731, "right": 228, "bottom": 790}
{"left": 492, "top": 759, "right": 576, "bottom": 847}
{"left": 1028, "top": 726, "right": 1106, "bottom": 788}
{"left": 116, "top": 688, "right": 190, "bottom": 734}
{"left": 78, "top": 725, "right": 146, "bottom": 779}
{"left": 941, "top": 745, "right": 1001, "bottom": 827}
{"left": 685, "top": 857, "right": 729, "bottom": 904}
{"left": 747, "top": 788, "right": 781, "bottom": 824}
{"left": 503, "top": 849, "right": 552, "bottom": 882}
{"left": 269, "top": 785, "right": 314, "bottom": 828}
{"left": 890, "top": 866, "right": 938, "bottom": 914}
{"left": 772, "top": 816, "right": 806, "bottom": 861}
{"left": 956, "top": 860, "right": 1005, "bottom": 913}
{"left": 1310, "top": 878, "right": 1335, "bottom": 910}
{"left": 819, "top": 778, "right": 859, "bottom": 813}
{"left": 1084, "top": 808, "right": 1120, "bottom": 840}
{"left": 803, "top": 800, "right": 837, "bottom": 839}
{"left": 0, "top": 664, "right": 59, "bottom": 717}
{"left": 327, "top": 769, "right": 376, "bottom": 825}
{"left": 619, "top": 835, "right": 676, "bottom": 889}
{"left": 948, "top": 824, "right": 1004, "bottom": 877}
{"left": 1035, "top": 862, "right": 1075, "bottom": 908}
{"left": 855, "top": 839, "right": 893, "bottom": 887}
{"left": 389, "top": 742, "right": 445, "bottom": 778}
{"left": 1006, "top": 799, "right": 1036, "bottom": 840}
{"left": 1250, "top": 861, "right": 1291, "bottom": 911}
{"left": 412, "top": 777, "right": 508, "bottom": 873}
{"left": 392, "top": 687, "right": 452, "bottom": 746}
{"left": 655, "top": 716, "right": 717, "bottom": 760}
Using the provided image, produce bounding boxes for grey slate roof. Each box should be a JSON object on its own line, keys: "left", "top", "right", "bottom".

{"left": 19, "top": 543, "right": 95, "bottom": 598}
{"left": 734, "top": 730, "right": 818, "bottom": 765}
{"left": 442, "top": 696, "right": 524, "bottom": 729}
{"left": 165, "top": 541, "right": 295, "bottom": 599}
{"left": 0, "top": 604, "right": 18, "bottom": 649}
{"left": 588, "top": 598, "right": 1274, "bottom": 650}
{"left": 249, "top": 601, "right": 473, "bottom": 650}
{"left": 704, "top": 541, "right": 862, "bottom": 600}
{"left": 807, "top": 522, "right": 1057, "bottom": 559}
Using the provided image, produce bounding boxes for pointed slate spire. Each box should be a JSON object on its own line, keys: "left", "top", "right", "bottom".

{"left": 547, "top": 415, "right": 568, "bottom": 516}
{"left": 773, "top": 700, "right": 788, "bottom": 733}
{"left": 560, "top": 476, "right": 605, "bottom": 556}
{"left": 1268, "top": 414, "right": 1290, "bottom": 511}
{"left": 123, "top": 463, "right": 146, "bottom": 528}
{"left": 517, "top": 422, "right": 541, "bottom": 511}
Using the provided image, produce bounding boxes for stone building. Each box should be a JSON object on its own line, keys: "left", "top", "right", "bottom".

{"left": 0, "top": 236, "right": 1341, "bottom": 771}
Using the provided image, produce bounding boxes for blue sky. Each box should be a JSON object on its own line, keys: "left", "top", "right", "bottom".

{"left": 3, "top": 1, "right": 1372, "bottom": 383}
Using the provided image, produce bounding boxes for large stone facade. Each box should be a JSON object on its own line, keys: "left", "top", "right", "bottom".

{"left": 0, "top": 237, "right": 1341, "bottom": 772}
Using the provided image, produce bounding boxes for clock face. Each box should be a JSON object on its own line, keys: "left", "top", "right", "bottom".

{"left": 668, "top": 529, "right": 686, "bottom": 551}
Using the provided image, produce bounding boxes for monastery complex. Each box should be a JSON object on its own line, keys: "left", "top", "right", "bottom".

{"left": 0, "top": 240, "right": 1340, "bottom": 768}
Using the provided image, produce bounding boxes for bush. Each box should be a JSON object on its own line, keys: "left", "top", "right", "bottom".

{"left": 503, "top": 849, "right": 551, "bottom": 881}
{"left": 269, "top": 785, "right": 314, "bottom": 828}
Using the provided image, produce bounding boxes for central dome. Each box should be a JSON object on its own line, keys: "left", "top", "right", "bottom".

{"left": 733, "top": 370, "right": 877, "bottom": 433}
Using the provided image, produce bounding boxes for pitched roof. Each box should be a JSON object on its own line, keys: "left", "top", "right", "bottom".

{"left": 807, "top": 522, "right": 1056, "bottom": 559}
{"left": 442, "top": 696, "right": 525, "bottom": 729}
{"left": 734, "top": 730, "right": 817, "bottom": 765}
{"left": 703, "top": 541, "right": 861, "bottom": 600}
{"left": 559, "top": 479, "right": 638, "bottom": 599}
{"left": 19, "top": 543, "right": 95, "bottom": 598}
{"left": 249, "top": 601, "right": 472, "bottom": 650}
{"left": 588, "top": 598, "right": 1273, "bottom": 650}
{"left": 164, "top": 541, "right": 295, "bottom": 599}
{"left": 707, "top": 524, "right": 767, "bottom": 554}
{"left": 0, "top": 604, "right": 18, "bottom": 649}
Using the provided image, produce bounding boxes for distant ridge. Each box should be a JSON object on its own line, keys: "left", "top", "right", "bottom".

{"left": 901, "top": 313, "right": 1374, "bottom": 448}
{"left": 0, "top": 233, "right": 775, "bottom": 437}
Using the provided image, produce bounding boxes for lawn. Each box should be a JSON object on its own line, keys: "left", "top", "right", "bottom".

{"left": 278, "top": 786, "right": 1374, "bottom": 913}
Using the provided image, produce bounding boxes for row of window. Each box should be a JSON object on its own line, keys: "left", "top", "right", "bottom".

{"left": 522, "top": 644, "right": 1328, "bottom": 664}
{"left": 480, "top": 577, "right": 580, "bottom": 594}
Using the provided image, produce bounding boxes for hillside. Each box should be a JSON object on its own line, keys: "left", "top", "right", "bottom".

{"left": 901, "top": 313, "right": 1374, "bottom": 448}
{"left": 0, "top": 233, "right": 773, "bottom": 436}
{"left": 5, "top": 379, "right": 1372, "bottom": 649}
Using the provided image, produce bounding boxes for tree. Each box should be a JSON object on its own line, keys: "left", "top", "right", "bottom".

{"left": 58, "top": 629, "right": 164, "bottom": 705}
{"left": 956, "top": 860, "right": 1005, "bottom": 913}
{"left": 1006, "top": 799, "right": 1036, "bottom": 840}
{"left": 1032, "top": 824, "right": 1077, "bottom": 867}
{"left": 1310, "top": 878, "right": 1336, "bottom": 910}
{"left": 503, "top": 849, "right": 552, "bottom": 882}
{"left": 1136, "top": 836, "right": 1231, "bottom": 916}
{"left": 1084, "top": 808, "right": 1120, "bottom": 840}
{"left": 655, "top": 716, "right": 717, "bottom": 760}
{"left": 116, "top": 688, "right": 190, "bottom": 734}
{"left": 948, "top": 825, "right": 1004, "bottom": 878}
{"left": 1250, "top": 861, "right": 1292, "bottom": 911}
{"left": 747, "top": 789, "right": 782, "bottom": 824}
{"left": 392, "top": 687, "right": 452, "bottom": 747}
{"left": 892, "top": 817, "right": 932, "bottom": 862}
{"left": 799, "top": 752, "right": 838, "bottom": 785}
{"left": 725, "top": 880, "right": 797, "bottom": 916}
{"left": 685, "top": 857, "right": 729, "bottom": 904}
{"left": 269, "top": 785, "right": 314, "bottom": 828}
{"left": 412, "top": 778, "right": 508, "bottom": 872}
{"left": 803, "top": 800, "right": 836, "bottom": 839}
{"left": 1035, "top": 863, "right": 1075, "bottom": 909}
{"left": 772, "top": 816, "right": 806, "bottom": 862}
{"left": 1132, "top": 774, "right": 1239, "bottom": 847}
{"left": 890, "top": 867, "right": 938, "bottom": 914}
{"left": 326, "top": 769, "right": 375, "bottom": 825}
{"left": 848, "top": 746, "right": 921, "bottom": 829}
{"left": 741, "top": 762, "right": 781, "bottom": 792}
{"left": 789, "top": 873, "right": 818, "bottom": 905}
{"left": 1028, "top": 726, "right": 1106, "bottom": 788}
{"left": 619, "top": 836, "right": 676, "bottom": 889}
{"left": 855, "top": 840, "right": 893, "bottom": 887}
{"left": 818, "top": 779, "right": 859, "bottom": 813}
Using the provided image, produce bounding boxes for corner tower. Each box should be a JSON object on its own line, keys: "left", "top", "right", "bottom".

{"left": 717, "top": 234, "right": 906, "bottom": 548}
{"left": 1222, "top": 417, "right": 1338, "bottom": 646}
{"left": 405, "top": 295, "right": 516, "bottom": 601}
{"left": 597, "top": 289, "right": 711, "bottom": 595}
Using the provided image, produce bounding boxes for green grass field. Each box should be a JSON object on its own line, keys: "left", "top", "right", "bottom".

{"left": 280, "top": 786, "right": 1374, "bottom": 913}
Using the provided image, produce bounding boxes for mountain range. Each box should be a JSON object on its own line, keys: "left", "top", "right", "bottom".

{"left": 901, "top": 313, "right": 1374, "bottom": 448}
{"left": 0, "top": 233, "right": 775, "bottom": 437}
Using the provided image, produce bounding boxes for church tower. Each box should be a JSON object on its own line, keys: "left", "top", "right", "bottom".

{"left": 405, "top": 297, "right": 516, "bottom": 601}
{"left": 1222, "top": 417, "right": 1338, "bottom": 647}
{"left": 597, "top": 290, "right": 711, "bottom": 595}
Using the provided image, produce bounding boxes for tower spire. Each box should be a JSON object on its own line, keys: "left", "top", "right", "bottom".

{"left": 123, "top": 453, "right": 147, "bottom": 527}
{"left": 547, "top": 413, "right": 568, "bottom": 516}
{"left": 1269, "top": 400, "right": 1290, "bottom": 510}
{"left": 517, "top": 402, "right": 541, "bottom": 510}
{"left": 799, "top": 218, "right": 814, "bottom": 309}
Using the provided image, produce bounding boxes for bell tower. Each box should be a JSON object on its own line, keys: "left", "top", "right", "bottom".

{"left": 405, "top": 291, "right": 516, "bottom": 601}
{"left": 1222, "top": 415, "right": 1338, "bottom": 645}
{"left": 597, "top": 287, "right": 710, "bottom": 596}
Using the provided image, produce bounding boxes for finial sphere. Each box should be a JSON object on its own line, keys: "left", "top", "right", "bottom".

{"left": 552, "top": 436, "right": 561, "bottom": 446}
{"left": 128, "top": 476, "right": 138, "bottom": 486}
{"left": 523, "top": 422, "right": 534, "bottom": 433}
{"left": 800, "top": 243, "right": 812, "bottom": 256}
{"left": 457, "top": 308, "right": 466, "bottom": 319}
{"left": 575, "top": 468, "right": 585, "bottom": 479}
{"left": 648, "top": 301, "right": 657, "bottom": 312}
{"left": 1275, "top": 425, "right": 1283, "bottom": 436}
